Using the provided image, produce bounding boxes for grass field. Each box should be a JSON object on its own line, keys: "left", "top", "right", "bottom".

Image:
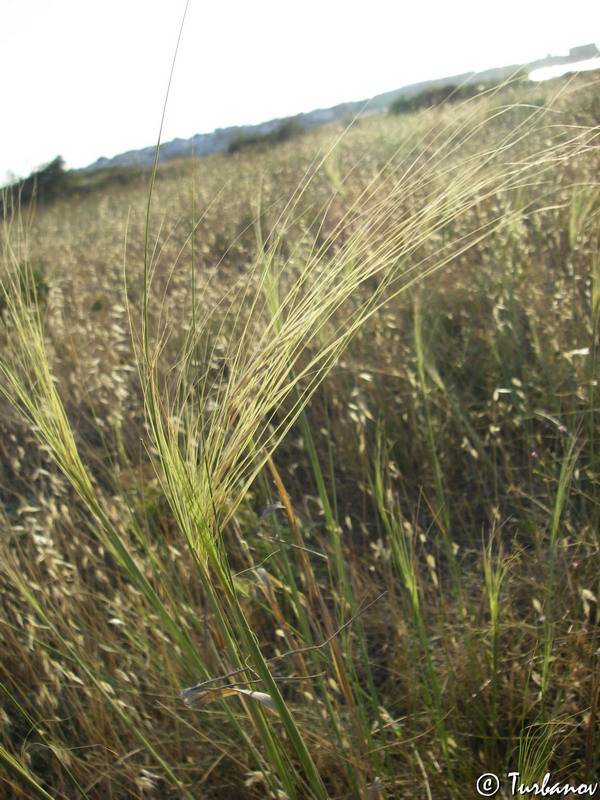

{"left": 1, "top": 71, "right": 600, "bottom": 799}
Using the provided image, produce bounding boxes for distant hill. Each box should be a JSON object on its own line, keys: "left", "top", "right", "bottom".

{"left": 75, "top": 43, "right": 598, "bottom": 173}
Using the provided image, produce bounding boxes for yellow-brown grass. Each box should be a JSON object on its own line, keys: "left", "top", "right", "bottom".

{"left": 1, "top": 72, "right": 599, "bottom": 798}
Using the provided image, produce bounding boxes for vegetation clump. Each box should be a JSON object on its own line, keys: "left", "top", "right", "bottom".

{"left": 388, "top": 76, "right": 530, "bottom": 114}
{"left": 0, "top": 260, "right": 48, "bottom": 319}
{"left": 0, "top": 156, "right": 77, "bottom": 213}
{"left": 227, "top": 117, "right": 304, "bottom": 154}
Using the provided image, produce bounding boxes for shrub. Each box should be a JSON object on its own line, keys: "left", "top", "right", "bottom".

{"left": 389, "top": 82, "right": 487, "bottom": 114}
{"left": 0, "top": 261, "right": 49, "bottom": 318}
{"left": 227, "top": 118, "right": 303, "bottom": 154}
{"left": 1, "top": 156, "right": 76, "bottom": 212}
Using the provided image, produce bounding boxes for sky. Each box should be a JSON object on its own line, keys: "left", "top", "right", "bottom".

{"left": 1, "top": 0, "right": 599, "bottom": 186}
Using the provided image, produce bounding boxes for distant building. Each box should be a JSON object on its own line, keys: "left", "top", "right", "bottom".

{"left": 569, "top": 44, "right": 599, "bottom": 61}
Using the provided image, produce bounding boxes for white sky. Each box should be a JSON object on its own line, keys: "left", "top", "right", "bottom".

{"left": 1, "top": 0, "right": 599, "bottom": 185}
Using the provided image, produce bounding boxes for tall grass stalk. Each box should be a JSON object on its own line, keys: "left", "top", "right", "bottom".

{"left": 482, "top": 536, "right": 515, "bottom": 759}
{"left": 372, "top": 435, "right": 458, "bottom": 796}
{"left": 538, "top": 436, "right": 580, "bottom": 718}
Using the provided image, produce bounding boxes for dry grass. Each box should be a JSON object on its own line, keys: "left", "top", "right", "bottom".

{"left": 1, "top": 72, "right": 599, "bottom": 798}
